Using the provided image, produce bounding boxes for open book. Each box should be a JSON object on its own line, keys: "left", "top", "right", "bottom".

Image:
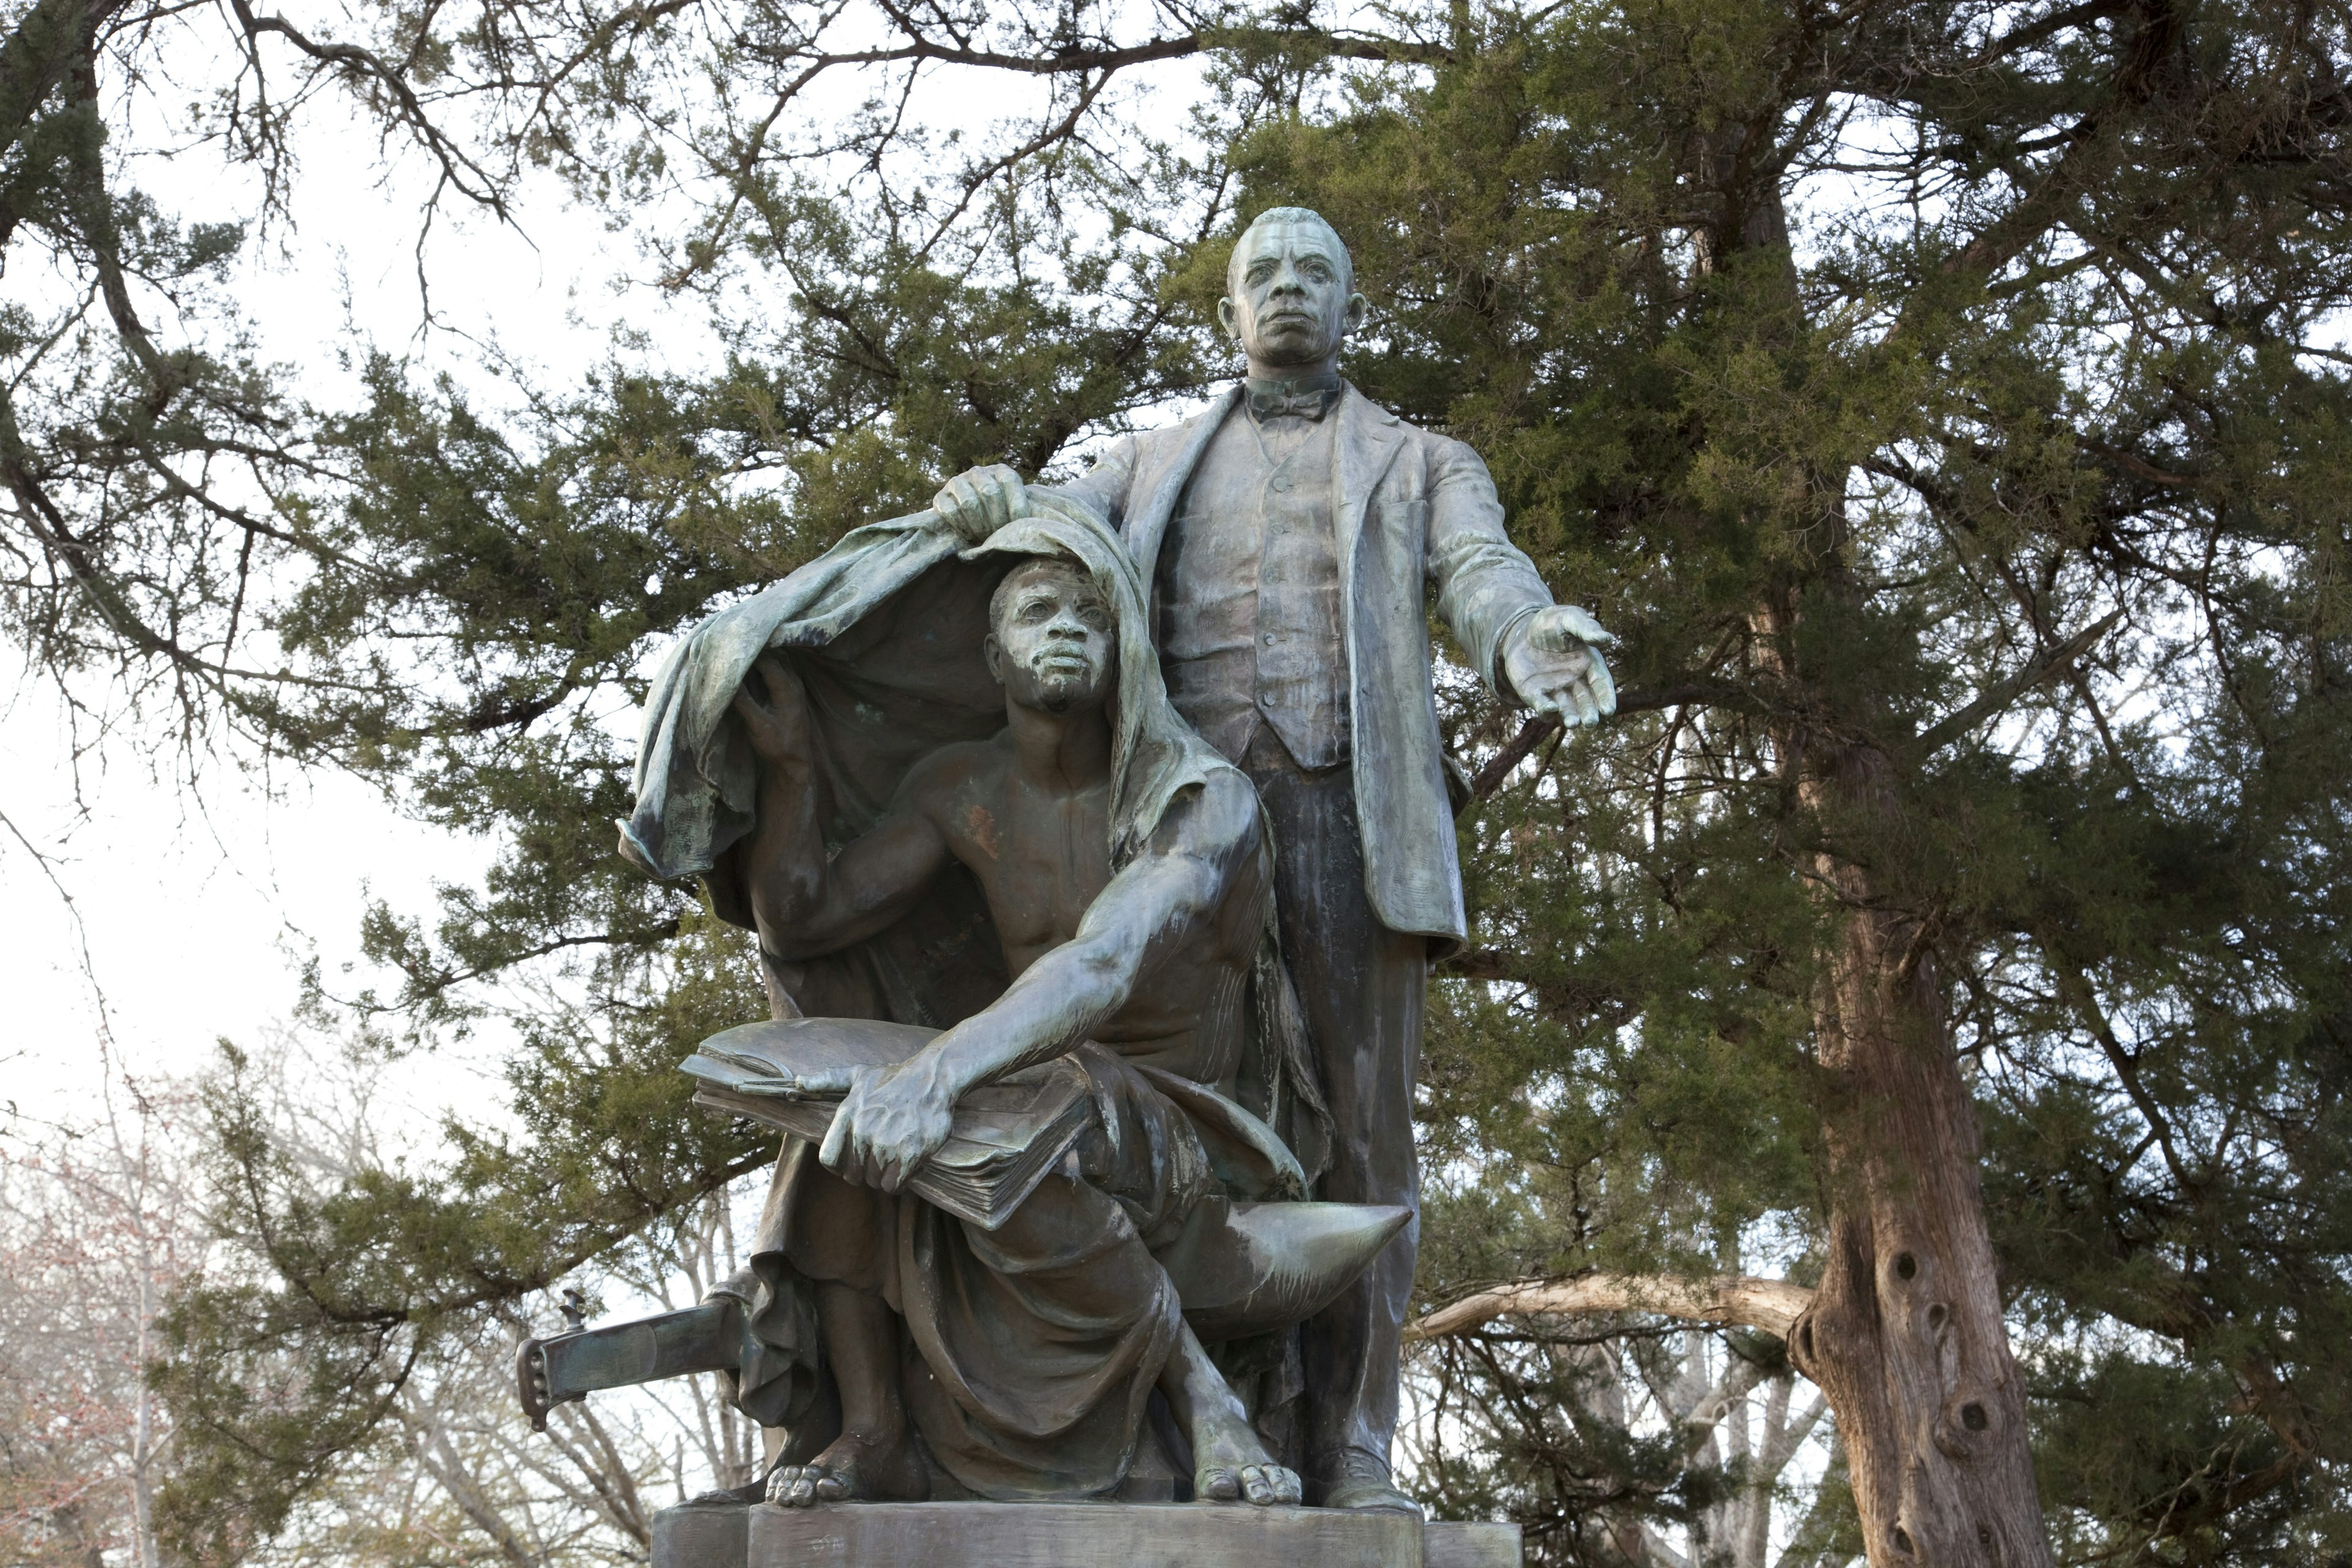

{"left": 684, "top": 1017, "right": 1091, "bottom": 1231}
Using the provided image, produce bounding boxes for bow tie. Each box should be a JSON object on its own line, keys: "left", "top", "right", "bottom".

{"left": 1246, "top": 378, "right": 1341, "bottom": 423}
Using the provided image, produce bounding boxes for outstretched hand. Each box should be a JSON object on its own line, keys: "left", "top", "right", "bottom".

{"left": 1501, "top": 605, "right": 1618, "bottom": 728}
{"left": 731, "top": 654, "right": 812, "bottom": 767}
{"left": 811, "top": 1058, "right": 957, "bottom": 1194}
{"left": 932, "top": 463, "right": 1026, "bottom": 544}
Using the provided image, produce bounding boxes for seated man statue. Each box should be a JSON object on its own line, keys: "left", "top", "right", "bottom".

{"left": 703, "top": 499, "right": 1355, "bottom": 1508}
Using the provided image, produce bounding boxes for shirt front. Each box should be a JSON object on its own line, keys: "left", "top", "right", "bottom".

{"left": 1155, "top": 381, "right": 1349, "bottom": 769}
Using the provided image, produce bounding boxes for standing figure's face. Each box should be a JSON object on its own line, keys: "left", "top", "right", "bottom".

{"left": 1219, "top": 216, "right": 1368, "bottom": 371}
{"left": 986, "top": 559, "right": 1118, "bottom": 715}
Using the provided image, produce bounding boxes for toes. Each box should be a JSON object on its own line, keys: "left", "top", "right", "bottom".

{"left": 1242, "top": 1466, "right": 1275, "bottom": 1506}
{"left": 1274, "top": 1468, "right": 1304, "bottom": 1505}
{"left": 1199, "top": 1467, "right": 1241, "bottom": 1502}
{"left": 814, "top": 1472, "right": 849, "bottom": 1502}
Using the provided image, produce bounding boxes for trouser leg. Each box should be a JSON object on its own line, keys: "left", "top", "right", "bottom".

{"left": 1241, "top": 729, "right": 1427, "bottom": 1474}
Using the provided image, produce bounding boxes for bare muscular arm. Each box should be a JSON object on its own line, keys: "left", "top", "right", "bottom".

{"left": 731, "top": 654, "right": 954, "bottom": 961}
{"left": 821, "top": 769, "right": 1265, "bottom": 1191}
{"left": 925, "top": 768, "right": 1260, "bottom": 1091}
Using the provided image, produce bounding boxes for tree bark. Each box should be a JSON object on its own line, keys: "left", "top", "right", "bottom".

{"left": 1689, "top": 117, "right": 2057, "bottom": 1561}
{"left": 1442, "top": 748, "right": 2062, "bottom": 1568}
{"left": 1782, "top": 740, "right": 2052, "bottom": 1568}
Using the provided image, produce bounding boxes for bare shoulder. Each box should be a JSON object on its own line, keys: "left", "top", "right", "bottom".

{"left": 893, "top": 734, "right": 1009, "bottom": 815}
{"left": 1147, "top": 767, "right": 1263, "bottom": 863}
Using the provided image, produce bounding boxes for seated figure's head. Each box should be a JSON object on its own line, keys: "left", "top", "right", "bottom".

{"left": 984, "top": 554, "right": 1117, "bottom": 715}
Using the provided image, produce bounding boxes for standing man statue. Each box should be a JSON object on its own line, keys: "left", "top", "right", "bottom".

{"left": 931, "top": 206, "right": 1617, "bottom": 1514}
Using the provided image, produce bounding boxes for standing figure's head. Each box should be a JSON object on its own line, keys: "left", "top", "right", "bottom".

{"left": 984, "top": 556, "right": 1118, "bottom": 716}
{"left": 1219, "top": 207, "right": 1368, "bottom": 379}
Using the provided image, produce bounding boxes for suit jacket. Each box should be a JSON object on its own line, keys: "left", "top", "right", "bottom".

{"left": 1059, "top": 382, "right": 1556, "bottom": 946}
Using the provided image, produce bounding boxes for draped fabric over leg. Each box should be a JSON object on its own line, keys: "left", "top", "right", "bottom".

{"left": 898, "top": 1046, "right": 1226, "bottom": 1499}
{"left": 740, "top": 1046, "right": 1285, "bottom": 1501}
{"left": 898, "top": 1170, "right": 1180, "bottom": 1498}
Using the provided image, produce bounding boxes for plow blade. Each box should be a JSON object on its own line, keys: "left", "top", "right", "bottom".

{"left": 516, "top": 1297, "right": 749, "bottom": 1431}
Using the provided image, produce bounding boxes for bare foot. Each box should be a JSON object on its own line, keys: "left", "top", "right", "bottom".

{"left": 765, "top": 1429, "right": 927, "bottom": 1507}
{"left": 1155, "top": 1313, "right": 1300, "bottom": 1506}
{"left": 1190, "top": 1403, "right": 1302, "bottom": 1507}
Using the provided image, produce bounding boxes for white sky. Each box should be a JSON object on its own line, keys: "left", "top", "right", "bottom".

{"left": 0, "top": 26, "right": 1170, "bottom": 1133}
{"left": 0, "top": 98, "right": 704, "bottom": 1128}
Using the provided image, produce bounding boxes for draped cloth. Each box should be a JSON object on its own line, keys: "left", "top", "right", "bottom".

{"left": 769, "top": 1044, "right": 1302, "bottom": 1499}
{"left": 620, "top": 492, "right": 1251, "bottom": 1025}
{"left": 622, "top": 491, "right": 1227, "bottom": 897}
{"left": 623, "top": 493, "right": 1330, "bottom": 1496}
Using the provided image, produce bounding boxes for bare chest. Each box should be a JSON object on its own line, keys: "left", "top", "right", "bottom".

{"left": 942, "top": 784, "right": 1115, "bottom": 967}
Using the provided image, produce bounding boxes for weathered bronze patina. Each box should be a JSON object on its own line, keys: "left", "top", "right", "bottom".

{"left": 597, "top": 495, "right": 1406, "bottom": 1509}
{"left": 563, "top": 210, "right": 1604, "bottom": 1549}
{"left": 930, "top": 208, "right": 1615, "bottom": 1513}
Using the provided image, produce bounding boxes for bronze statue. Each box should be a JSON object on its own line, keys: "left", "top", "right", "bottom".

{"left": 574, "top": 208, "right": 1603, "bottom": 1538}
{"left": 733, "top": 520, "right": 1295, "bottom": 1509}
{"left": 605, "top": 497, "right": 1403, "bottom": 1508}
{"left": 930, "top": 207, "right": 1617, "bottom": 1513}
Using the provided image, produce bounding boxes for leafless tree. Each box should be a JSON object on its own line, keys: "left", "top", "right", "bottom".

{"left": 3, "top": 1037, "right": 764, "bottom": 1568}
{"left": 0, "top": 1066, "right": 202, "bottom": 1568}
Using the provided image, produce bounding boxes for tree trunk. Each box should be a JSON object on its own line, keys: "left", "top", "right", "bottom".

{"left": 1689, "top": 118, "right": 2058, "bottom": 1561}
{"left": 1782, "top": 739, "right": 2052, "bottom": 1568}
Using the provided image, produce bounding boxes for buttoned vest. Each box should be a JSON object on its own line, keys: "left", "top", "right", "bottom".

{"left": 1153, "top": 405, "right": 1349, "bottom": 769}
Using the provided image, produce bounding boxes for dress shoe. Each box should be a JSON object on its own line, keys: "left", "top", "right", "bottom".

{"left": 1312, "top": 1449, "right": 1422, "bottom": 1515}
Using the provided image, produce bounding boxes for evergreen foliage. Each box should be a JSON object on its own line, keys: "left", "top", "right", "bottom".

{"left": 4, "top": 0, "right": 2348, "bottom": 1559}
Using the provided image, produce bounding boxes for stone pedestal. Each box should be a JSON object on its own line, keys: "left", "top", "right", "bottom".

{"left": 653, "top": 1498, "right": 1521, "bottom": 1568}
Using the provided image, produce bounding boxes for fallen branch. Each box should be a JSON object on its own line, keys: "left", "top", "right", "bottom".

{"left": 1409, "top": 1272, "right": 1816, "bottom": 1341}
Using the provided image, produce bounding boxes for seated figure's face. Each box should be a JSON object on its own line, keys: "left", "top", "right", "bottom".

{"left": 986, "top": 559, "right": 1117, "bottom": 715}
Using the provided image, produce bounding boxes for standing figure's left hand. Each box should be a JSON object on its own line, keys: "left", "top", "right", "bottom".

{"left": 1501, "top": 606, "right": 1618, "bottom": 728}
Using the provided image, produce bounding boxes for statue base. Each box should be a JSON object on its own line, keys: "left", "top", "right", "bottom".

{"left": 654, "top": 1498, "right": 1521, "bottom": 1568}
